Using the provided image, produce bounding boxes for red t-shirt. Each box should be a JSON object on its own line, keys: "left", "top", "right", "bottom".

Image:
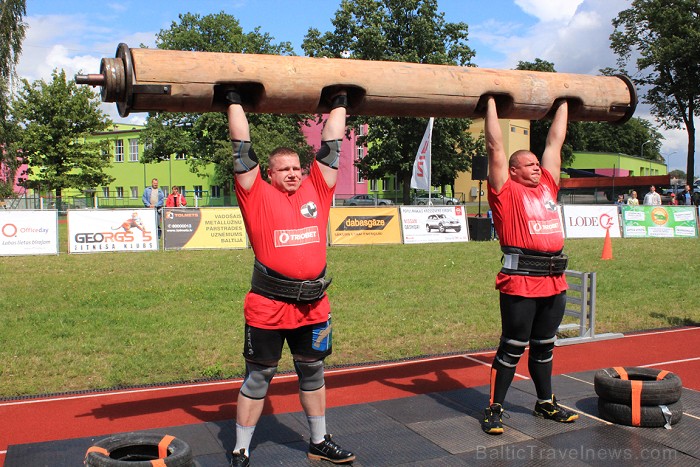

{"left": 235, "top": 162, "right": 333, "bottom": 329}
{"left": 487, "top": 168, "right": 567, "bottom": 297}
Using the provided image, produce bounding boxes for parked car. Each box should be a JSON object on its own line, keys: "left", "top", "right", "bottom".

{"left": 425, "top": 213, "right": 462, "bottom": 233}
{"left": 414, "top": 193, "right": 460, "bottom": 205}
{"left": 343, "top": 194, "right": 393, "bottom": 206}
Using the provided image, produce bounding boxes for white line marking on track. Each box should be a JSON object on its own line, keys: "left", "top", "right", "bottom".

{"left": 639, "top": 356, "right": 700, "bottom": 367}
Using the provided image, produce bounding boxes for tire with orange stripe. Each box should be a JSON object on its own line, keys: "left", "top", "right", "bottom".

{"left": 594, "top": 367, "right": 682, "bottom": 406}
{"left": 84, "top": 433, "right": 193, "bottom": 467}
{"left": 597, "top": 398, "right": 683, "bottom": 427}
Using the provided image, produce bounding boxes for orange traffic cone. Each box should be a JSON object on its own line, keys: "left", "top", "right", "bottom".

{"left": 601, "top": 228, "right": 613, "bottom": 260}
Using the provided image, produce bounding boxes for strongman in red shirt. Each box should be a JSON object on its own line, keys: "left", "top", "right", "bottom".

{"left": 226, "top": 89, "right": 354, "bottom": 466}
{"left": 481, "top": 96, "right": 578, "bottom": 435}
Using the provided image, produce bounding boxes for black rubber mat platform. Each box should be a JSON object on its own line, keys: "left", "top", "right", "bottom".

{"left": 6, "top": 371, "right": 700, "bottom": 466}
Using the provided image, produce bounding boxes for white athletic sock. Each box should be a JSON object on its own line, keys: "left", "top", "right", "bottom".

{"left": 234, "top": 423, "right": 256, "bottom": 454}
{"left": 307, "top": 415, "right": 326, "bottom": 444}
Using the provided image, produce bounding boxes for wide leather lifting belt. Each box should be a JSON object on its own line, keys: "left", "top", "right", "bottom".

{"left": 251, "top": 258, "right": 332, "bottom": 303}
{"left": 500, "top": 246, "right": 568, "bottom": 276}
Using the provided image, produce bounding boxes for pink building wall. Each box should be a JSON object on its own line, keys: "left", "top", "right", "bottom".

{"left": 301, "top": 117, "right": 365, "bottom": 199}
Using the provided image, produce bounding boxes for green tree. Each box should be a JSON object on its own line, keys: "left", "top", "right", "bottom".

{"left": 0, "top": 0, "right": 27, "bottom": 197}
{"left": 12, "top": 69, "right": 113, "bottom": 207}
{"left": 572, "top": 117, "right": 664, "bottom": 159}
{"left": 610, "top": 0, "right": 700, "bottom": 184}
{"left": 140, "top": 12, "right": 309, "bottom": 194}
{"left": 302, "top": 0, "right": 476, "bottom": 204}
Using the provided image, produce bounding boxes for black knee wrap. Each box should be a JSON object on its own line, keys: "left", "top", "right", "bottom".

{"left": 529, "top": 336, "right": 556, "bottom": 364}
{"left": 495, "top": 336, "right": 528, "bottom": 368}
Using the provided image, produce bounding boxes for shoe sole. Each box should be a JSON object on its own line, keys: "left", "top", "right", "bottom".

{"left": 533, "top": 411, "right": 579, "bottom": 422}
{"left": 482, "top": 426, "right": 504, "bottom": 435}
{"left": 307, "top": 453, "right": 357, "bottom": 463}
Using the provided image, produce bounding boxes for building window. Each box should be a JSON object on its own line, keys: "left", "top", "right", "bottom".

{"left": 116, "top": 187, "right": 124, "bottom": 199}
{"left": 102, "top": 187, "right": 110, "bottom": 198}
{"left": 370, "top": 179, "right": 378, "bottom": 191}
{"left": 510, "top": 126, "right": 516, "bottom": 133}
{"left": 524, "top": 129, "right": 529, "bottom": 135}
{"left": 357, "top": 125, "right": 365, "bottom": 136}
{"left": 382, "top": 177, "right": 389, "bottom": 191}
{"left": 356, "top": 146, "right": 364, "bottom": 160}
{"left": 115, "top": 140, "right": 124, "bottom": 162}
{"left": 193, "top": 185, "right": 203, "bottom": 198}
{"left": 175, "top": 153, "right": 186, "bottom": 160}
{"left": 130, "top": 186, "right": 139, "bottom": 198}
{"left": 210, "top": 185, "right": 221, "bottom": 198}
{"left": 128, "top": 139, "right": 139, "bottom": 162}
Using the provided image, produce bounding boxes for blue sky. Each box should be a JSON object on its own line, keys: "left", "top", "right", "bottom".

{"left": 16, "top": 0, "right": 692, "bottom": 170}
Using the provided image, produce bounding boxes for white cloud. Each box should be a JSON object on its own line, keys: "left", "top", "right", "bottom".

{"left": 514, "top": 0, "right": 584, "bottom": 22}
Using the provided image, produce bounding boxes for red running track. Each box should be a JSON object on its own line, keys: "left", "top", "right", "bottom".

{"left": 1, "top": 326, "right": 699, "bottom": 466}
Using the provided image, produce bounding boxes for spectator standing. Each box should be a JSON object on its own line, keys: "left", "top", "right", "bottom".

{"left": 669, "top": 193, "right": 678, "bottom": 205}
{"left": 142, "top": 178, "right": 165, "bottom": 238}
{"left": 166, "top": 186, "right": 187, "bottom": 207}
{"left": 679, "top": 185, "right": 693, "bottom": 206}
{"left": 626, "top": 191, "right": 639, "bottom": 206}
{"left": 643, "top": 185, "right": 661, "bottom": 205}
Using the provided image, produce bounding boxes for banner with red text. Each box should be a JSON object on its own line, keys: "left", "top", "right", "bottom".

{"left": 67, "top": 209, "right": 158, "bottom": 254}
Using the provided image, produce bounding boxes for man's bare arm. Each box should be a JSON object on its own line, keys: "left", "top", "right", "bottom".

{"left": 541, "top": 100, "right": 568, "bottom": 185}
{"left": 485, "top": 97, "right": 509, "bottom": 192}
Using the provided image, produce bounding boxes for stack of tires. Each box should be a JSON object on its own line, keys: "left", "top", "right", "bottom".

{"left": 594, "top": 367, "right": 683, "bottom": 428}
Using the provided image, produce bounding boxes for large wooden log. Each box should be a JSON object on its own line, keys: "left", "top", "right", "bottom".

{"left": 76, "top": 43, "right": 637, "bottom": 122}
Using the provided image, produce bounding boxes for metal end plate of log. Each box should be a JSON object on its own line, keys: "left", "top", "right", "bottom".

{"left": 75, "top": 43, "right": 636, "bottom": 122}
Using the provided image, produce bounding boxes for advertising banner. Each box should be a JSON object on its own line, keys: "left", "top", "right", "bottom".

{"left": 400, "top": 205, "right": 469, "bottom": 244}
{"left": 561, "top": 205, "right": 622, "bottom": 238}
{"left": 329, "top": 207, "right": 402, "bottom": 245}
{"left": 620, "top": 205, "right": 698, "bottom": 238}
{"left": 163, "top": 207, "right": 247, "bottom": 250}
{"left": 67, "top": 209, "right": 158, "bottom": 253}
{"left": 0, "top": 210, "right": 59, "bottom": 256}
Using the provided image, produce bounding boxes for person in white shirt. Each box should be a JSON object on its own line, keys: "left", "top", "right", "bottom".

{"left": 643, "top": 185, "right": 661, "bottom": 205}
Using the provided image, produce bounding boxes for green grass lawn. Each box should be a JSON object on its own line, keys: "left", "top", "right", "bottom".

{"left": 1, "top": 236, "right": 698, "bottom": 397}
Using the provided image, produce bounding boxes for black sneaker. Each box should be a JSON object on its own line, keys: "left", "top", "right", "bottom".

{"left": 230, "top": 448, "right": 249, "bottom": 467}
{"left": 308, "top": 434, "right": 355, "bottom": 464}
{"left": 481, "top": 403, "right": 506, "bottom": 435}
{"left": 533, "top": 395, "right": 579, "bottom": 422}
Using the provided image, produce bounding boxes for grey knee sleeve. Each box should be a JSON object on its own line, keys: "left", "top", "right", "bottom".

{"left": 294, "top": 359, "right": 325, "bottom": 392}
{"left": 316, "top": 140, "right": 341, "bottom": 169}
{"left": 495, "top": 337, "right": 528, "bottom": 368}
{"left": 240, "top": 362, "right": 277, "bottom": 400}
{"left": 529, "top": 336, "right": 556, "bottom": 364}
{"left": 231, "top": 139, "right": 259, "bottom": 173}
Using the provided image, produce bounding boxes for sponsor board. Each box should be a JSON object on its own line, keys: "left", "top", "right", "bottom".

{"left": 0, "top": 210, "right": 59, "bottom": 256}
{"left": 67, "top": 209, "right": 158, "bottom": 253}
{"left": 329, "top": 207, "right": 402, "bottom": 245}
{"left": 620, "top": 205, "right": 698, "bottom": 238}
{"left": 400, "top": 205, "right": 469, "bottom": 244}
{"left": 163, "top": 207, "right": 247, "bottom": 250}
{"left": 561, "top": 205, "right": 622, "bottom": 238}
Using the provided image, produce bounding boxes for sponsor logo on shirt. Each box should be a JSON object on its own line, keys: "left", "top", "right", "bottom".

{"left": 528, "top": 219, "right": 562, "bottom": 235}
{"left": 275, "top": 226, "right": 320, "bottom": 247}
{"left": 300, "top": 201, "right": 318, "bottom": 219}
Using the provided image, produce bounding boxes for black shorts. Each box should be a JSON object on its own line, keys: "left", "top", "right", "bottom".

{"left": 243, "top": 317, "right": 333, "bottom": 363}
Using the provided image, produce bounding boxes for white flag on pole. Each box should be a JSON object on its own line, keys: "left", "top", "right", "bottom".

{"left": 410, "top": 117, "right": 434, "bottom": 190}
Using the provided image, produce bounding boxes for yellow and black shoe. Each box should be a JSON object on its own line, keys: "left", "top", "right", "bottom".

{"left": 481, "top": 403, "right": 506, "bottom": 434}
{"left": 533, "top": 395, "right": 579, "bottom": 422}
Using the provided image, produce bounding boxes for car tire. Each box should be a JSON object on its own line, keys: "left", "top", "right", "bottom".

{"left": 446, "top": 201, "right": 453, "bottom": 205}
{"left": 594, "top": 367, "right": 682, "bottom": 406}
{"left": 439, "top": 224, "right": 446, "bottom": 233}
{"left": 455, "top": 227, "right": 461, "bottom": 232}
{"left": 426, "top": 225, "right": 432, "bottom": 232}
{"left": 84, "top": 433, "right": 193, "bottom": 467}
{"left": 597, "top": 398, "right": 683, "bottom": 427}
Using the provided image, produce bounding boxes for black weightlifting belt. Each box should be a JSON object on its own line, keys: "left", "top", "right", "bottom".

{"left": 500, "top": 246, "right": 568, "bottom": 276}
{"left": 251, "top": 258, "right": 332, "bottom": 303}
